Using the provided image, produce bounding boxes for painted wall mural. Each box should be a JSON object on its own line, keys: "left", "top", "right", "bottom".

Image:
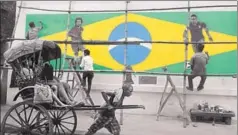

{"left": 25, "top": 11, "right": 237, "bottom": 74}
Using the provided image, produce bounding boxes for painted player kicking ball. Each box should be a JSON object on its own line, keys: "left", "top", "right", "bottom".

{"left": 183, "top": 14, "right": 213, "bottom": 53}
{"left": 85, "top": 83, "right": 134, "bottom": 135}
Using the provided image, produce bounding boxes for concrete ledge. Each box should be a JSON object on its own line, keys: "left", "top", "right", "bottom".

{"left": 91, "top": 83, "right": 237, "bottom": 97}
{"left": 87, "top": 73, "right": 237, "bottom": 97}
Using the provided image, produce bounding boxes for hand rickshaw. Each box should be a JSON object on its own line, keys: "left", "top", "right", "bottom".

{"left": 1, "top": 39, "right": 145, "bottom": 135}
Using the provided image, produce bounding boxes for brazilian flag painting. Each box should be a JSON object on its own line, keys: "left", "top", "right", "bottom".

{"left": 26, "top": 11, "right": 237, "bottom": 74}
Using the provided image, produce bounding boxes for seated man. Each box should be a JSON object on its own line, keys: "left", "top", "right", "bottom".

{"left": 39, "top": 62, "right": 79, "bottom": 106}
{"left": 85, "top": 83, "right": 133, "bottom": 135}
{"left": 49, "top": 77, "right": 78, "bottom": 106}
{"left": 187, "top": 44, "right": 209, "bottom": 91}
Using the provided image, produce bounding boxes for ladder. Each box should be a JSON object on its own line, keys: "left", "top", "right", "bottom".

{"left": 156, "top": 67, "right": 190, "bottom": 125}
{"left": 65, "top": 58, "right": 95, "bottom": 106}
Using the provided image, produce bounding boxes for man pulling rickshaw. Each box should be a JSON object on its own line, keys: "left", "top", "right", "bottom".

{"left": 1, "top": 39, "right": 145, "bottom": 135}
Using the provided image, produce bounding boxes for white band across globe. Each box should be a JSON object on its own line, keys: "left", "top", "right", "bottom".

{"left": 108, "top": 22, "right": 152, "bottom": 66}
{"left": 109, "top": 37, "right": 152, "bottom": 50}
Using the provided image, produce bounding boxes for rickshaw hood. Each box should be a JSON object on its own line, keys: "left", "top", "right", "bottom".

{"left": 3, "top": 40, "right": 61, "bottom": 63}
{"left": 4, "top": 40, "right": 44, "bottom": 63}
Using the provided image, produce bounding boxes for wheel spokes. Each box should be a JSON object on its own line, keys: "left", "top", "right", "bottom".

{"left": 56, "top": 124, "right": 61, "bottom": 135}
{"left": 4, "top": 123, "right": 22, "bottom": 134}
{"left": 31, "top": 113, "right": 49, "bottom": 133}
{"left": 29, "top": 111, "right": 40, "bottom": 126}
{"left": 49, "top": 110, "right": 56, "bottom": 118}
{"left": 14, "top": 108, "right": 27, "bottom": 126}
{"left": 9, "top": 114, "right": 22, "bottom": 126}
{"left": 60, "top": 123, "right": 72, "bottom": 133}
{"left": 4, "top": 107, "right": 30, "bottom": 134}
{"left": 60, "top": 121, "right": 74, "bottom": 125}
{"left": 3, "top": 102, "right": 52, "bottom": 135}
{"left": 58, "top": 124, "right": 66, "bottom": 135}
{"left": 60, "top": 115, "right": 75, "bottom": 121}
{"left": 59, "top": 110, "right": 71, "bottom": 119}
{"left": 23, "top": 104, "right": 28, "bottom": 123}
{"left": 49, "top": 109, "right": 76, "bottom": 135}
{"left": 54, "top": 125, "right": 57, "bottom": 134}
{"left": 27, "top": 106, "right": 34, "bottom": 123}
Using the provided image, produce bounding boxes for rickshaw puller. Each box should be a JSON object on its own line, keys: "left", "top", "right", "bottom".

{"left": 85, "top": 83, "right": 133, "bottom": 135}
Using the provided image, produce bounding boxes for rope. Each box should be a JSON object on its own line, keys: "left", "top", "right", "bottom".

{"left": 60, "top": 1, "right": 72, "bottom": 78}
{"left": 2, "top": 38, "right": 237, "bottom": 45}
{"left": 18, "top": 4, "right": 237, "bottom": 13}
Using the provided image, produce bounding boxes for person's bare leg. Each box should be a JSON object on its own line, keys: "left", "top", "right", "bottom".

{"left": 57, "top": 83, "right": 75, "bottom": 105}
{"left": 51, "top": 85, "right": 67, "bottom": 106}
{"left": 52, "top": 92, "right": 68, "bottom": 107}
{"left": 62, "top": 82, "right": 74, "bottom": 101}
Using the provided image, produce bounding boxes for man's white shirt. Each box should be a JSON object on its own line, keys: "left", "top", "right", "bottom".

{"left": 80, "top": 55, "right": 94, "bottom": 71}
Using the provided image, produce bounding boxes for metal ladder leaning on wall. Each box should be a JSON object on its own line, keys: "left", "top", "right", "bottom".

{"left": 156, "top": 67, "right": 191, "bottom": 125}
{"left": 65, "top": 58, "right": 95, "bottom": 106}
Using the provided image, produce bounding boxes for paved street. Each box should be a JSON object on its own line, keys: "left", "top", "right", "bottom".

{"left": 1, "top": 104, "right": 236, "bottom": 135}
{"left": 1, "top": 86, "right": 237, "bottom": 135}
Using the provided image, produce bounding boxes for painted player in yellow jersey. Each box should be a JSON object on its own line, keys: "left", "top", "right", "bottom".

{"left": 183, "top": 14, "right": 213, "bottom": 53}
{"left": 68, "top": 17, "right": 84, "bottom": 65}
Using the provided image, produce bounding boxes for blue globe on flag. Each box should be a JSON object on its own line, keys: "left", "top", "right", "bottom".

{"left": 108, "top": 22, "right": 152, "bottom": 66}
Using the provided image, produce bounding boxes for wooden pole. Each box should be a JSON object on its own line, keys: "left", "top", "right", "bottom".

{"left": 1, "top": 42, "right": 9, "bottom": 104}
{"left": 120, "top": 0, "right": 130, "bottom": 125}
{"left": 183, "top": 0, "right": 191, "bottom": 128}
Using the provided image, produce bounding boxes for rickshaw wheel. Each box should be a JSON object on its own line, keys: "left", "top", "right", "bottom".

{"left": 1, "top": 100, "right": 53, "bottom": 135}
{"left": 48, "top": 108, "right": 77, "bottom": 135}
